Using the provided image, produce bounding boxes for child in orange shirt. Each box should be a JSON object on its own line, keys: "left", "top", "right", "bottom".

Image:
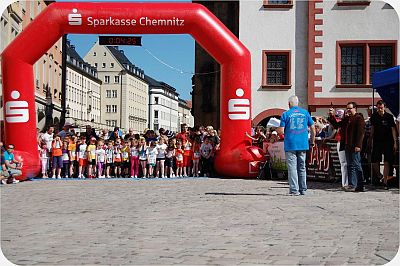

{"left": 51, "top": 135, "right": 63, "bottom": 179}
{"left": 87, "top": 137, "right": 97, "bottom": 179}
{"left": 68, "top": 136, "right": 77, "bottom": 178}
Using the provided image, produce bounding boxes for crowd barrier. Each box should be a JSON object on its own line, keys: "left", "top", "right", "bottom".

{"left": 262, "top": 140, "right": 341, "bottom": 182}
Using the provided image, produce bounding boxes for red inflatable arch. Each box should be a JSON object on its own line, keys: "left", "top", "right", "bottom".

{"left": 1, "top": 2, "right": 263, "bottom": 179}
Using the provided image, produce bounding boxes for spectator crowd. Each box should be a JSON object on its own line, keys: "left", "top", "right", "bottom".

{"left": 1, "top": 98, "right": 398, "bottom": 193}
{"left": 0, "top": 124, "right": 221, "bottom": 183}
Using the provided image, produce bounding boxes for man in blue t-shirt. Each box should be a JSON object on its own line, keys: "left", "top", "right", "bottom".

{"left": 0, "top": 142, "right": 10, "bottom": 184}
{"left": 3, "top": 144, "right": 22, "bottom": 182}
{"left": 278, "top": 96, "right": 315, "bottom": 196}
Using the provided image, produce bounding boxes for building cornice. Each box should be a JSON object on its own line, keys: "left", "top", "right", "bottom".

{"left": 67, "top": 62, "right": 102, "bottom": 84}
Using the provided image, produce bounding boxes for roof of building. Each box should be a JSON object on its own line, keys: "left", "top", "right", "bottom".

{"left": 106, "top": 46, "right": 146, "bottom": 81}
{"left": 67, "top": 40, "right": 100, "bottom": 82}
{"left": 178, "top": 98, "right": 191, "bottom": 109}
{"left": 144, "top": 74, "right": 178, "bottom": 94}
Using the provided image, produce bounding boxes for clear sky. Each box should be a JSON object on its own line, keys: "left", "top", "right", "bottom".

{"left": 58, "top": 0, "right": 195, "bottom": 100}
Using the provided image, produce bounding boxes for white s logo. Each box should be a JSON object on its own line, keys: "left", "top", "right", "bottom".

{"left": 5, "top": 90, "right": 29, "bottom": 123}
{"left": 68, "top": 9, "right": 82, "bottom": 26}
{"left": 228, "top": 88, "right": 250, "bottom": 120}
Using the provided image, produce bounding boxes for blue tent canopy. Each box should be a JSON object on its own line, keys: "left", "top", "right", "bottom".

{"left": 372, "top": 66, "right": 399, "bottom": 117}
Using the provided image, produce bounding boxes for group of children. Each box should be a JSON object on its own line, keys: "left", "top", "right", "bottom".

{"left": 39, "top": 133, "right": 217, "bottom": 179}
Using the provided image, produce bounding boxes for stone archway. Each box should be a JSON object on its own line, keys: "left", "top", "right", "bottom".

{"left": 253, "top": 108, "right": 286, "bottom": 126}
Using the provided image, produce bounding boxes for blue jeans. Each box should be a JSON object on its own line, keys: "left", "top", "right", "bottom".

{"left": 345, "top": 149, "right": 364, "bottom": 189}
{"left": 285, "top": 151, "right": 307, "bottom": 194}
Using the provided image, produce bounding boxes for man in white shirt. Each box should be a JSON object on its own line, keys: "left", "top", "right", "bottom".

{"left": 42, "top": 126, "right": 54, "bottom": 153}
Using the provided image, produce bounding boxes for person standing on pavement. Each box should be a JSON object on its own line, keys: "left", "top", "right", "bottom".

{"left": 176, "top": 124, "right": 189, "bottom": 144}
{"left": 58, "top": 122, "right": 73, "bottom": 139}
{"left": 277, "top": 95, "right": 315, "bottom": 196}
{"left": 370, "top": 100, "right": 397, "bottom": 188}
{"left": 42, "top": 126, "right": 54, "bottom": 174}
{"left": 329, "top": 102, "right": 365, "bottom": 192}
{"left": 332, "top": 109, "right": 348, "bottom": 189}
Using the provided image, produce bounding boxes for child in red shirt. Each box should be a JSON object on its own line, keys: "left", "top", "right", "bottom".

{"left": 191, "top": 137, "right": 201, "bottom": 177}
{"left": 175, "top": 141, "right": 184, "bottom": 178}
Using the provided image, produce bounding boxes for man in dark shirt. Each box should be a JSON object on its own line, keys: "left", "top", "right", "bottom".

{"left": 329, "top": 102, "right": 365, "bottom": 192}
{"left": 370, "top": 100, "right": 397, "bottom": 188}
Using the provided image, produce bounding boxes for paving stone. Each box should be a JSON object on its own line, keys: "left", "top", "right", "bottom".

{"left": 1, "top": 179, "right": 398, "bottom": 265}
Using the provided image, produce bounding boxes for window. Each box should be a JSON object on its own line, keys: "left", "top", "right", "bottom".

{"left": 263, "top": 0, "right": 293, "bottom": 8}
{"left": 104, "top": 76, "right": 110, "bottom": 83}
{"left": 155, "top": 97, "right": 159, "bottom": 104}
{"left": 106, "top": 90, "right": 111, "bottom": 98}
{"left": 340, "top": 46, "right": 364, "bottom": 84}
{"left": 114, "top": 76, "right": 120, "bottom": 83}
{"left": 106, "top": 120, "right": 117, "bottom": 127}
{"left": 154, "top": 110, "right": 159, "bottom": 118}
{"left": 102, "top": 63, "right": 106, "bottom": 68}
{"left": 337, "top": 0, "right": 370, "bottom": 6}
{"left": 112, "top": 105, "right": 117, "bottom": 113}
{"left": 112, "top": 90, "right": 117, "bottom": 98}
{"left": 337, "top": 41, "right": 396, "bottom": 87}
{"left": 94, "top": 63, "right": 98, "bottom": 68}
{"left": 369, "top": 46, "right": 394, "bottom": 83}
{"left": 110, "top": 63, "right": 114, "bottom": 68}
{"left": 104, "top": 52, "right": 107, "bottom": 56}
{"left": 262, "top": 50, "right": 291, "bottom": 89}
{"left": 93, "top": 52, "right": 96, "bottom": 56}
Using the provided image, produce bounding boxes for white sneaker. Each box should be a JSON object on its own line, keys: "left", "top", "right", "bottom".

{"left": 99, "top": 176, "right": 105, "bottom": 179}
{"left": 106, "top": 176, "right": 111, "bottom": 178}
{"left": 171, "top": 173, "right": 175, "bottom": 178}
{"left": 134, "top": 175, "right": 138, "bottom": 178}
{"left": 57, "top": 176, "right": 62, "bottom": 179}
{"left": 12, "top": 179, "right": 20, "bottom": 184}
{"left": 51, "top": 175, "right": 56, "bottom": 179}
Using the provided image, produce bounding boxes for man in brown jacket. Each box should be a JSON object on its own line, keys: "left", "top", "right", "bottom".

{"left": 328, "top": 102, "right": 365, "bottom": 192}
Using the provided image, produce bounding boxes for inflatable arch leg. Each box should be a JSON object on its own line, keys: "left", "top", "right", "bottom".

{"left": 1, "top": 2, "right": 264, "bottom": 179}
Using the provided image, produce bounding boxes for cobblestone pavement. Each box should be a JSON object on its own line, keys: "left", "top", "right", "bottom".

{"left": 1, "top": 178, "right": 399, "bottom": 265}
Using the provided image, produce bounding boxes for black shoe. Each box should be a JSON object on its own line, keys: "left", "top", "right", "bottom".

{"left": 354, "top": 187, "right": 364, "bottom": 192}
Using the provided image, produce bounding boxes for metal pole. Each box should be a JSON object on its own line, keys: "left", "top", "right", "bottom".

{"left": 370, "top": 88, "right": 375, "bottom": 185}
{"left": 169, "top": 98, "right": 172, "bottom": 131}
{"left": 120, "top": 71, "right": 123, "bottom": 130}
{"left": 59, "top": 34, "right": 68, "bottom": 131}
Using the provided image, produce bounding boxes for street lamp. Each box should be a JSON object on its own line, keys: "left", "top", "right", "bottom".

{"left": 65, "top": 104, "right": 71, "bottom": 118}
